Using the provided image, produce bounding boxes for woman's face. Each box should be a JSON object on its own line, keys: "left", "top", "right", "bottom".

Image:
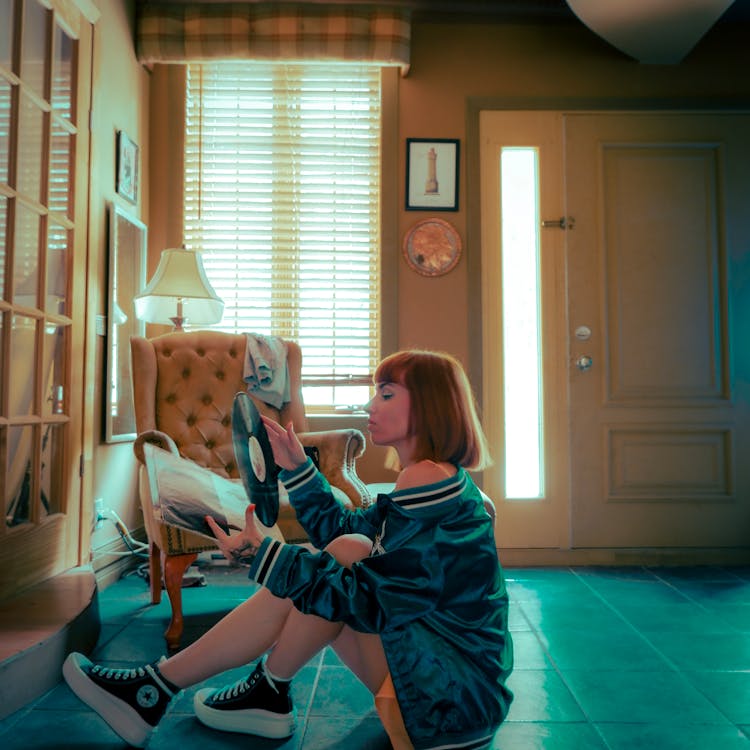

{"left": 365, "top": 381, "right": 412, "bottom": 450}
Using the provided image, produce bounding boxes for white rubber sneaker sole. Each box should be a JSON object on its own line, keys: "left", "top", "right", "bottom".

{"left": 62, "top": 653, "right": 152, "bottom": 749}
{"left": 193, "top": 687, "right": 297, "bottom": 738}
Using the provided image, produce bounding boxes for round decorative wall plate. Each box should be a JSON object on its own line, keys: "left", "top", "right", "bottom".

{"left": 402, "top": 218, "right": 462, "bottom": 277}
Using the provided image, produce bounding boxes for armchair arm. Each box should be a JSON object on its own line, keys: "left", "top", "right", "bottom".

{"left": 133, "top": 429, "right": 180, "bottom": 465}
{"left": 479, "top": 488, "right": 497, "bottom": 526}
{"left": 298, "top": 429, "right": 372, "bottom": 508}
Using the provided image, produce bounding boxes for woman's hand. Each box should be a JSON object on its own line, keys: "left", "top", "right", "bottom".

{"left": 261, "top": 415, "right": 307, "bottom": 471}
{"left": 205, "top": 504, "right": 265, "bottom": 566}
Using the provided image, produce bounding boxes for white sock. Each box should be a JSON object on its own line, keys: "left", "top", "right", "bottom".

{"left": 262, "top": 658, "right": 292, "bottom": 688}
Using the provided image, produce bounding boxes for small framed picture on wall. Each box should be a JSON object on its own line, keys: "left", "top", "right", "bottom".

{"left": 116, "top": 130, "right": 138, "bottom": 204}
{"left": 405, "top": 138, "right": 459, "bottom": 211}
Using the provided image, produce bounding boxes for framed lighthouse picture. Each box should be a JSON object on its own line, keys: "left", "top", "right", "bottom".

{"left": 405, "top": 138, "right": 459, "bottom": 211}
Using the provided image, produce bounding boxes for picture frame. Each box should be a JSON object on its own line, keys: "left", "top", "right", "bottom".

{"left": 116, "top": 130, "right": 138, "bottom": 204}
{"left": 105, "top": 203, "right": 147, "bottom": 443}
{"left": 405, "top": 138, "right": 459, "bottom": 211}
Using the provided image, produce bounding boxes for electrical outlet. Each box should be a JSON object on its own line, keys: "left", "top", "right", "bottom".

{"left": 94, "top": 498, "right": 105, "bottom": 530}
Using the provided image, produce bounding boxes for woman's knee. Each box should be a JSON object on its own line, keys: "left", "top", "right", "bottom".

{"left": 324, "top": 534, "right": 372, "bottom": 568}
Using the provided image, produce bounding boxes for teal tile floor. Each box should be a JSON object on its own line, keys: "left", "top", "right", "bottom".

{"left": 2, "top": 562, "right": 749, "bottom": 749}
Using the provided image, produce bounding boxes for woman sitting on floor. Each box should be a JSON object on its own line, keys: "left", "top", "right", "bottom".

{"left": 63, "top": 349, "right": 514, "bottom": 750}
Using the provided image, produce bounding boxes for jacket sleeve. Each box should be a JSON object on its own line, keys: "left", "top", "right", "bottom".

{"left": 247, "top": 536, "right": 443, "bottom": 633}
{"left": 280, "top": 458, "right": 380, "bottom": 548}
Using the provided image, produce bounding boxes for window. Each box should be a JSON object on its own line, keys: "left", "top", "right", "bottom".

{"left": 184, "top": 62, "right": 382, "bottom": 411}
{"left": 501, "top": 147, "right": 544, "bottom": 499}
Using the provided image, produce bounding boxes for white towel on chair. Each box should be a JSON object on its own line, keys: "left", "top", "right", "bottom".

{"left": 243, "top": 333, "right": 291, "bottom": 409}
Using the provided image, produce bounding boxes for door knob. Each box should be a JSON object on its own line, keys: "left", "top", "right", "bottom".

{"left": 575, "top": 355, "right": 593, "bottom": 371}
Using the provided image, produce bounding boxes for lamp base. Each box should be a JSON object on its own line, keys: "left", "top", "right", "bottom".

{"left": 169, "top": 316, "right": 185, "bottom": 331}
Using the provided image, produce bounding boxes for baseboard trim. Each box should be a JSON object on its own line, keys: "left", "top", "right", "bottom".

{"left": 92, "top": 527, "right": 148, "bottom": 590}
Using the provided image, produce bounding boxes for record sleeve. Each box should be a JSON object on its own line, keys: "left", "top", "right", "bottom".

{"left": 142, "top": 441, "right": 282, "bottom": 543}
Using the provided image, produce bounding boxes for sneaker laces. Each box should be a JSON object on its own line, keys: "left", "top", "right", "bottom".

{"left": 91, "top": 664, "right": 148, "bottom": 681}
{"left": 210, "top": 672, "right": 259, "bottom": 702}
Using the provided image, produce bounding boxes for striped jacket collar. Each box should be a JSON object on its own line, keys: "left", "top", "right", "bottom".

{"left": 383, "top": 468, "right": 468, "bottom": 510}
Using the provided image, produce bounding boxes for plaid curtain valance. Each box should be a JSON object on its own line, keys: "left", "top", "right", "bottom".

{"left": 136, "top": 2, "right": 411, "bottom": 73}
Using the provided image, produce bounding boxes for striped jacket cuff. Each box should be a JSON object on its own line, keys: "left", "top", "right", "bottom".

{"left": 248, "top": 537, "right": 286, "bottom": 587}
{"left": 279, "top": 457, "right": 318, "bottom": 495}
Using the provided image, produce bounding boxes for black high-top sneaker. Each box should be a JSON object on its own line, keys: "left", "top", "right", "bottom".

{"left": 193, "top": 660, "right": 297, "bottom": 738}
{"left": 63, "top": 652, "right": 179, "bottom": 748}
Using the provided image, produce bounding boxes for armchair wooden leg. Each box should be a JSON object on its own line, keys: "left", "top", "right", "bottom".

{"left": 148, "top": 542, "right": 162, "bottom": 605}
{"left": 162, "top": 552, "right": 197, "bottom": 651}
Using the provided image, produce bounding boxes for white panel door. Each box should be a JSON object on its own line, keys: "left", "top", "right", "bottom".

{"left": 481, "top": 111, "right": 750, "bottom": 550}
{"left": 566, "top": 113, "right": 750, "bottom": 548}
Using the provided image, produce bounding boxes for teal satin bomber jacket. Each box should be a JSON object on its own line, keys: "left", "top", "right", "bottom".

{"left": 247, "top": 459, "right": 514, "bottom": 750}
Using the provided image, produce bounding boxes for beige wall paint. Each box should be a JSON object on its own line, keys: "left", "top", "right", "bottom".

{"left": 88, "top": 0, "right": 151, "bottom": 555}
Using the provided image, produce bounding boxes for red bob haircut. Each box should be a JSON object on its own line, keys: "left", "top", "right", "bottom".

{"left": 374, "top": 350, "right": 492, "bottom": 471}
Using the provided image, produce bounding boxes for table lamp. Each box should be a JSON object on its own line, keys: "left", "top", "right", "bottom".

{"left": 134, "top": 247, "right": 224, "bottom": 330}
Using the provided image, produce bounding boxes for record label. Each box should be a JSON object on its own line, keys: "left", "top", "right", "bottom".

{"left": 248, "top": 436, "right": 267, "bottom": 482}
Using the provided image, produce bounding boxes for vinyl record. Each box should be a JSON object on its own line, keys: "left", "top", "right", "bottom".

{"left": 232, "top": 392, "right": 280, "bottom": 527}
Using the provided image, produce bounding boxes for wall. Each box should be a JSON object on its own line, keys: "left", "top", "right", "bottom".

{"left": 90, "top": 10, "right": 750, "bottom": 556}
{"left": 88, "top": 0, "right": 151, "bottom": 561}
{"left": 396, "top": 19, "right": 750, "bottom": 377}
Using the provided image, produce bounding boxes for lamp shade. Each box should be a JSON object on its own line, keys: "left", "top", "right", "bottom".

{"left": 134, "top": 248, "right": 224, "bottom": 328}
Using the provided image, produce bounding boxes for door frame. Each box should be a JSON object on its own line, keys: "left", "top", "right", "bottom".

{"left": 466, "top": 98, "right": 750, "bottom": 566}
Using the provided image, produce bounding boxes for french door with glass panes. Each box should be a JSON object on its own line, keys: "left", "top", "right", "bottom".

{"left": 0, "top": 0, "right": 93, "bottom": 598}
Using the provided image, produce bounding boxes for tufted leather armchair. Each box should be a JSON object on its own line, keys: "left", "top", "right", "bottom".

{"left": 130, "top": 330, "right": 371, "bottom": 650}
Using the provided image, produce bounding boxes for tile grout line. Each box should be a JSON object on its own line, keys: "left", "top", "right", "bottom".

{"left": 510, "top": 570, "right": 617, "bottom": 750}
{"left": 568, "top": 566, "right": 745, "bottom": 732}
{"left": 296, "top": 650, "right": 325, "bottom": 749}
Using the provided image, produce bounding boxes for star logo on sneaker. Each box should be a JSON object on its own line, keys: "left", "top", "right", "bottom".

{"left": 136, "top": 685, "right": 159, "bottom": 708}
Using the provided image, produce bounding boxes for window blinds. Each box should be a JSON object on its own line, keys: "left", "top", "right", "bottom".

{"left": 184, "top": 62, "right": 381, "bottom": 408}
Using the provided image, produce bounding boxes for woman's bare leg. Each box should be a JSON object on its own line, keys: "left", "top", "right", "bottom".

{"left": 266, "top": 608, "right": 388, "bottom": 693}
{"left": 160, "top": 534, "right": 380, "bottom": 690}
{"left": 266, "top": 534, "right": 385, "bottom": 687}
{"left": 330, "top": 627, "right": 388, "bottom": 693}
{"left": 160, "top": 587, "right": 294, "bottom": 688}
